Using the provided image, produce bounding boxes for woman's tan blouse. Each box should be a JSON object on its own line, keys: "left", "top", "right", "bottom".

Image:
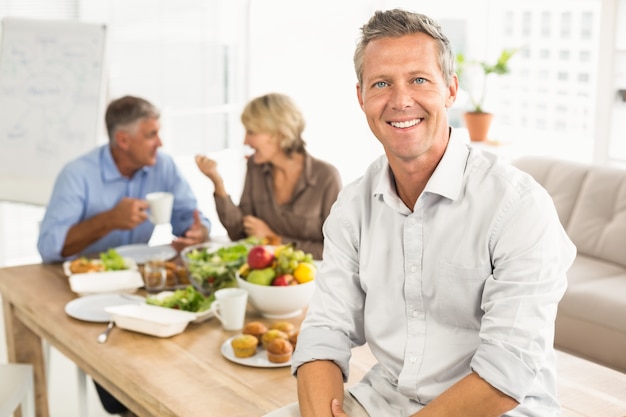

{"left": 213, "top": 152, "right": 341, "bottom": 260}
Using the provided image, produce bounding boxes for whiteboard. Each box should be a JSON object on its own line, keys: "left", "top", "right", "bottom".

{"left": 0, "top": 17, "right": 107, "bottom": 205}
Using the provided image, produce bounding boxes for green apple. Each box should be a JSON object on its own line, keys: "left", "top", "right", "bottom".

{"left": 246, "top": 267, "right": 276, "bottom": 286}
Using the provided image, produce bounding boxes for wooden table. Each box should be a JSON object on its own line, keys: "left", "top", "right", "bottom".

{"left": 1, "top": 263, "right": 626, "bottom": 417}
{"left": 0, "top": 263, "right": 370, "bottom": 417}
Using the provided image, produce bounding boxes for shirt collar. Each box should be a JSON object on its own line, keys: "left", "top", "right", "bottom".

{"left": 424, "top": 128, "right": 469, "bottom": 201}
{"left": 101, "top": 145, "right": 149, "bottom": 183}
{"left": 373, "top": 127, "right": 469, "bottom": 205}
{"left": 260, "top": 151, "right": 316, "bottom": 186}
{"left": 301, "top": 151, "right": 316, "bottom": 186}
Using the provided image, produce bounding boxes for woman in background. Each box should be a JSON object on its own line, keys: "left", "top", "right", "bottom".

{"left": 195, "top": 93, "right": 341, "bottom": 259}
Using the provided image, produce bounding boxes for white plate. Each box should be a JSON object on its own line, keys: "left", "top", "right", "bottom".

{"left": 220, "top": 336, "right": 291, "bottom": 368}
{"left": 63, "top": 257, "right": 138, "bottom": 277}
{"left": 69, "top": 270, "right": 145, "bottom": 296}
{"left": 114, "top": 244, "right": 177, "bottom": 264}
{"left": 191, "top": 309, "right": 214, "bottom": 324}
{"left": 105, "top": 304, "right": 197, "bottom": 338}
{"left": 65, "top": 293, "right": 145, "bottom": 323}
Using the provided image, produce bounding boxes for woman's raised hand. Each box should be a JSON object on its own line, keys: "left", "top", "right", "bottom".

{"left": 195, "top": 154, "right": 227, "bottom": 197}
{"left": 195, "top": 155, "right": 219, "bottom": 180}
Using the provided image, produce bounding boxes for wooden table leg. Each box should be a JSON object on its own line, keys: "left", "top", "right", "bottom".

{"left": 3, "top": 299, "right": 50, "bottom": 417}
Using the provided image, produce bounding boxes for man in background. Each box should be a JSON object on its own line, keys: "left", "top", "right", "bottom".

{"left": 37, "top": 95, "right": 211, "bottom": 416}
{"left": 38, "top": 95, "right": 210, "bottom": 262}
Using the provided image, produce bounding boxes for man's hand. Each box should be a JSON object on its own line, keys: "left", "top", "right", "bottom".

{"left": 62, "top": 197, "right": 148, "bottom": 257}
{"left": 112, "top": 197, "right": 149, "bottom": 229}
{"left": 331, "top": 399, "right": 350, "bottom": 417}
{"left": 171, "top": 210, "right": 209, "bottom": 252}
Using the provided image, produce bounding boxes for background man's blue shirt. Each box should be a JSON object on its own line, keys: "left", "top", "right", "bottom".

{"left": 38, "top": 145, "right": 210, "bottom": 262}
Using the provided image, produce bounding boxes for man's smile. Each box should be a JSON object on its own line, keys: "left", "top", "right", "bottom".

{"left": 389, "top": 118, "right": 422, "bottom": 128}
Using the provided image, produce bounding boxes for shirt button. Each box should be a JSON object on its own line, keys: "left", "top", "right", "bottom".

{"left": 411, "top": 310, "right": 418, "bottom": 318}
{"left": 410, "top": 265, "right": 417, "bottom": 272}
{"left": 410, "top": 356, "right": 417, "bottom": 363}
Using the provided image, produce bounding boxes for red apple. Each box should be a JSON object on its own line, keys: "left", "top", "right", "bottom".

{"left": 272, "top": 274, "right": 294, "bottom": 286}
{"left": 247, "top": 246, "right": 275, "bottom": 269}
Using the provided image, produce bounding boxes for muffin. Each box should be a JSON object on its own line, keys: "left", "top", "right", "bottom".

{"left": 261, "top": 329, "right": 288, "bottom": 350}
{"left": 288, "top": 329, "right": 299, "bottom": 349}
{"left": 269, "top": 321, "right": 295, "bottom": 337}
{"left": 230, "top": 334, "right": 258, "bottom": 358}
{"left": 242, "top": 321, "right": 268, "bottom": 344}
{"left": 266, "top": 338, "right": 294, "bottom": 363}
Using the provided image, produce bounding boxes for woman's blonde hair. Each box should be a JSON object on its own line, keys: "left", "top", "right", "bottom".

{"left": 241, "top": 93, "right": 306, "bottom": 156}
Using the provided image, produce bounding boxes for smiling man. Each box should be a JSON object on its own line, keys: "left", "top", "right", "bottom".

{"left": 263, "top": 9, "right": 576, "bottom": 417}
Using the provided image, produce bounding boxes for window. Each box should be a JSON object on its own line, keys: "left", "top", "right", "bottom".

{"left": 477, "top": 0, "right": 601, "bottom": 162}
{"left": 0, "top": 0, "right": 620, "bottom": 187}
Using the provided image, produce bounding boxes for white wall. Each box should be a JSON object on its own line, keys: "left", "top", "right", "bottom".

{"left": 247, "top": 0, "right": 380, "bottom": 185}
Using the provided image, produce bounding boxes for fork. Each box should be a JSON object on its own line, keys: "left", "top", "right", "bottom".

{"left": 97, "top": 321, "right": 115, "bottom": 343}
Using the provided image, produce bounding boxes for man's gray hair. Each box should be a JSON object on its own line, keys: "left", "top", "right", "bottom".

{"left": 353, "top": 9, "right": 455, "bottom": 86}
{"left": 105, "top": 95, "right": 160, "bottom": 141}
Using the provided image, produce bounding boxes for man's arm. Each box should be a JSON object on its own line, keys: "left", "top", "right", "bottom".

{"left": 412, "top": 372, "right": 517, "bottom": 417}
{"left": 62, "top": 197, "right": 149, "bottom": 257}
{"left": 298, "top": 360, "right": 346, "bottom": 417}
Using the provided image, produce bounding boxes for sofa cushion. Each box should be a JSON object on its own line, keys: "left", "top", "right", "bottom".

{"left": 567, "top": 254, "right": 626, "bottom": 285}
{"left": 512, "top": 156, "right": 588, "bottom": 229}
{"left": 558, "top": 274, "right": 626, "bottom": 334}
{"left": 566, "top": 166, "right": 626, "bottom": 268}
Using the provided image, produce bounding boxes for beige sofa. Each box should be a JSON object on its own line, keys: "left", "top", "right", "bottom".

{"left": 512, "top": 156, "right": 626, "bottom": 374}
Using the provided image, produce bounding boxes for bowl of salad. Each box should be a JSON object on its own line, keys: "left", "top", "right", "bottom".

{"left": 181, "top": 241, "right": 251, "bottom": 296}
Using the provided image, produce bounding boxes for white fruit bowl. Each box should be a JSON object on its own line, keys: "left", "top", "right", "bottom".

{"left": 236, "top": 274, "right": 315, "bottom": 319}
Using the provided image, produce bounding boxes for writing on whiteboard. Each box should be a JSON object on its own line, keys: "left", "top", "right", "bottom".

{"left": 0, "top": 18, "right": 107, "bottom": 205}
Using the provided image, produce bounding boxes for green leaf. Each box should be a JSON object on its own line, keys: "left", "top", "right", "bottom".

{"left": 99, "top": 248, "right": 127, "bottom": 271}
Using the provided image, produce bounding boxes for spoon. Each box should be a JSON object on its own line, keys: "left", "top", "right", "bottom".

{"left": 97, "top": 321, "right": 115, "bottom": 343}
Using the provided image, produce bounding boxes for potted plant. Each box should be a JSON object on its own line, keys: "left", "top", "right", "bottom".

{"left": 456, "top": 48, "right": 519, "bottom": 141}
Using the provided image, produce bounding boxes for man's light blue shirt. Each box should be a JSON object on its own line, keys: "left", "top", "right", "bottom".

{"left": 293, "top": 129, "right": 576, "bottom": 416}
{"left": 38, "top": 145, "right": 210, "bottom": 262}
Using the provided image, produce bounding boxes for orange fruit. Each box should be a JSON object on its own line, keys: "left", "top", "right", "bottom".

{"left": 293, "top": 262, "right": 316, "bottom": 284}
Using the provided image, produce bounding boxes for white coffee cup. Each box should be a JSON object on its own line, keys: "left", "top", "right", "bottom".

{"left": 211, "top": 288, "right": 248, "bottom": 331}
{"left": 145, "top": 192, "right": 174, "bottom": 225}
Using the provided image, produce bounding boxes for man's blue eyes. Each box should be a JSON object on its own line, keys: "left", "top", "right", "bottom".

{"left": 374, "top": 78, "right": 426, "bottom": 88}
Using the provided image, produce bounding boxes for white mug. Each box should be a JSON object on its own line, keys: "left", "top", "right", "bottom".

{"left": 145, "top": 192, "right": 174, "bottom": 225}
{"left": 211, "top": 288, "right": 248, "bottom": 331}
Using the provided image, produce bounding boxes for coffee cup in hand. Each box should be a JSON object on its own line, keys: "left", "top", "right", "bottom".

{"left": 145, "top": 192, "right": 174, "bottom": 225}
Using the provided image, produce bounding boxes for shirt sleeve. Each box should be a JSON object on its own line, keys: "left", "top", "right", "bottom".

{"left": 37, "top": 165, "right": 87, "bottom": 263}
{"left": 214, "top": 193, "right": 246, "bottom": 241}
{"left": 280, "top": 163, "right": 342, "bottom": 259}
{"left": 292, "top": 187, "right": 366, "bottom": 380}
{"left": 470, "top": 183, "right": 576, "bottom": 402}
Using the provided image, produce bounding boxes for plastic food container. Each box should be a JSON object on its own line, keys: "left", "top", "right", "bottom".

{"left": 104, "top": 304, "right": 197, "bottom": 337}
{"left": 69, "top": 270, "right": 144, "bottom": 296}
